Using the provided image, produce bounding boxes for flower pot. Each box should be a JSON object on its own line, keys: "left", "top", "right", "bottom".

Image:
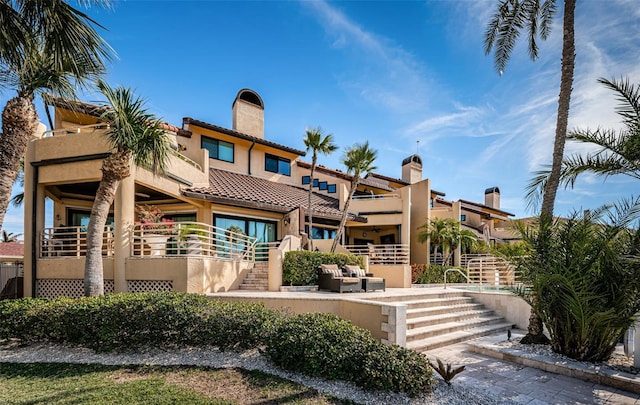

{"left": 144, "top": 234, "right": 170, "bottom": 256}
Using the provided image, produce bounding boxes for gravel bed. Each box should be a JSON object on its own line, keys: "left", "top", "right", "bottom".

{"left": 0, "top": 341, "right": 501, "bottom": 405}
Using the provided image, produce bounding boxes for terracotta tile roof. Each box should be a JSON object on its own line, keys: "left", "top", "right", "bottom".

{"left": 184, "top": 118, "right": 306, "bottom": 156}
{"left": 0, "top": 242, "right": 24, "bottom": 258}
{"left": 182, "top": 169, "right": 366, "bottom": 222}
{"left": 459, "top": 199, "right": 514, "bottom": 217}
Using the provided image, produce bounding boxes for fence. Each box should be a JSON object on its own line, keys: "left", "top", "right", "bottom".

{"left": 344, "top": 244, "right": 410, "bottom": 265}
{"left": 0, "top": 261, "right": 23, "bottom": 299}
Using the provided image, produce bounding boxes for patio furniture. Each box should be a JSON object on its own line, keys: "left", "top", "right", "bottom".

{"left": 317, "top": 264, "right": 362, "bottom": 293}
{"left": 343, "top": 264, "right": 386, "bottom": 292}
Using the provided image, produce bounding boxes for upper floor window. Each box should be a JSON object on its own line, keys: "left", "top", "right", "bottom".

{"left": 265, "top": 154, "right": 290, "bottom": 176}
{"left": 202, "top": 136, "right": 234, "bottom": 163}
{"left": 460, "top": 214, "right": 467, "bottom": 221}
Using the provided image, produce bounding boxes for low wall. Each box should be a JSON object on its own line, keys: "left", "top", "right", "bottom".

{"left": 369, "top": 264, "right": 411, "bottom": 288}
{"left": 211, "top": 294, "right": 407, "bottom": 345}
{"left": 464, "top": 291, "right": 531, "bottom": 330}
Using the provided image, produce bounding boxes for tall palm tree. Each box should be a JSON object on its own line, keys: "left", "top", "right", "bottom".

{"left": 303, "top": 127, "right": 337, "bottom": 251}
{"left": 417, "top": 218, "right": 455, "bottom": 264}
{"left": 330, "top": 142, "right": 377, "bottom": 253}
{"left": 0, "top": 0, "right": 114, "bottom": 231}
{"left": 527, "top": 77, "right": 640, "bottom": 197}
{"left": 84, "top": 81, "right": 171, "bottom": 296}
{"left": 485, "top": 0, "right": 576, "bottom": 344}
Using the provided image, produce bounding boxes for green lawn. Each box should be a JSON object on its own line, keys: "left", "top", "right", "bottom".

{"left": 0, "top": 363, "right": 355, "bottom": 405}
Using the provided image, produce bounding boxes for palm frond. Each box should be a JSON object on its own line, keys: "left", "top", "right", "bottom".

{"left": 598, "top": 77, "right": 640, "bottom": 127}
{"left": 525, "top": 167, "right": 550, "bottom": 213}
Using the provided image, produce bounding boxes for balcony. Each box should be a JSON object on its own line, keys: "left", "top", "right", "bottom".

{"left": 344, "top": 244, "right": 409, "bottom": 265}
{"left": 349, "top": 193, "right": 403, "bottom": 214}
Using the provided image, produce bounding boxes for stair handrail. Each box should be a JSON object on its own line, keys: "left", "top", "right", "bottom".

{"left": 444, "top": 267, "right": 470, "bottom": 289}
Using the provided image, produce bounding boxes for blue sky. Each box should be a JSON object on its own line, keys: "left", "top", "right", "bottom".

{"left": 3, "top": 0, "right": 640, "bottom": 237}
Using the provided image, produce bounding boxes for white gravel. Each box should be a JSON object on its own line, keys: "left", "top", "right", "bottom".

{"left": 0, "top": 341, "right": 503, "bottom": 405}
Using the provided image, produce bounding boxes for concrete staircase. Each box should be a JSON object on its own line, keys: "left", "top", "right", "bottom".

{"left": 375, "top": 290, "right": 514, "bottom": 352}
{"left": 239, "top": 261, "right": 269, "bottom": 291}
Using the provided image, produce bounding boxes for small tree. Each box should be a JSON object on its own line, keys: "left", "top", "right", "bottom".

{"left": 303, "top": 127, "right": 337, "bottom": 251}
{"left": 331, "top": 142, "right": 377, "bottom": 252}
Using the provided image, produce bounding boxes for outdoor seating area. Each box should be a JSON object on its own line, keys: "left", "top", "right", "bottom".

{"left": 317, "top": 264, "right": 386, "bottom": 293}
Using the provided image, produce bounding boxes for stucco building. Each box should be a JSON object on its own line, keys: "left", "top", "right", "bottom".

{"left": 22, "top": 89, "right": 513, "bottom": 298}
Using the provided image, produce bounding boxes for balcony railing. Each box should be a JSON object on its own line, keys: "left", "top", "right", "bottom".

{"left": 131, "top": 222, "right": 257, "bottom": 260}
{"left": 41, "top": 225, "right": 114, "bottom": 257}
{"left": 40, "top": 222, "right": 259, "bottom": 261}
{"left": 344, "top": 244, "right": 410, "bottom": 265}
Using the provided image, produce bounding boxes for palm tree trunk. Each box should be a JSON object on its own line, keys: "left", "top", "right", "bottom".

{"left": 331, "top": 178, "right": 358, "bottom": 253}
{"left": 0, "top": 95, "right": 38, "bottom": 230}
{"left": 525, "top": 0, "right": 576, "bottom": 345}
{"left": 85, "top": 152, "right": 130, "bottom": 296}
{"left": 540, "top": 0, "right": 576, "bottom": 219}
{"left": 308, "top": 155, "right": 317, "bottom": 251}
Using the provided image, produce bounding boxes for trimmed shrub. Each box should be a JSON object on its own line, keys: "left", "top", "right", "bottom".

{"left": 283, "top": 251, "right": 365, "bottom": 286}
{"left": 264, "top": 312, "right": 432, "bottom": 397}
{"left": 0, "top": 292, "right": 283, "bottom": 352}
{"left": 411, "top": 264, "right": 467, "bottom": 284}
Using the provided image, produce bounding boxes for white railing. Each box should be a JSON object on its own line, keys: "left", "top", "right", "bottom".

{"left": 352, "top": 193, "right": 401, "bottom": 201}
{"left": 465, "top": 256, "right": 522, "bottom": 289}
{"left": 344, "top": 244, "right": 410, "bottom": 265}
{"left": 41, "top": 222, "right": 259, "bottom": 261}
{"left": 254, "top": 241, "right": 279, "bottom": 262}
{"left": 41, "top": 225, "right": 114, "bottom": 257}
{"left": 131, "top": 222, "right": 257, "bottom": 260}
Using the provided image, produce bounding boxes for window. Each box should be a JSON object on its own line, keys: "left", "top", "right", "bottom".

{"left": 202, "top": 136, "right": 234, "bottom": 163}
{"left": 460, "top": 214, "right": 467, "bottom": 221}
{"left": 265, "top": 154, "right": 290, "bottom": 176}
{"left": 319, "top": 181, "right": 327, "bottom": 190}
{"left": 327, "top": 184, "right": 336, "bottom": 194}
{"left": 302, "top": 176, "right": 310, "bottom": 185}
{"left": 312, "top": 178, "right": 319, "bottom": 187}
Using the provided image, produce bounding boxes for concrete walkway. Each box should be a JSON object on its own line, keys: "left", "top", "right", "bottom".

{"left": 427, "top": 333, "right": 639, "bottom": 404}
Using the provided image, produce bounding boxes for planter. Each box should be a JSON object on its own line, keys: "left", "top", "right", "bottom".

{"left": 143, "top": 234, "right": 170, "bottom": 256}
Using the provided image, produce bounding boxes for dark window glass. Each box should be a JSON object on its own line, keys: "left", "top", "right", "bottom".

{"left": 460, "top": 214, "right": 467, "bottom": 221}
{"left": 302, "top": 176, "right": 310, "bottom": 184}
{"left": 201, "top": 136, "right": 234, "bottom": 163}
{"left": 265, "top": 154, "right": 290, "bottom": 175}
{"left": 319, "top": 181, "right": 327, "bottom": 190}
{"left": 312, "top": 179, "right": 319, "bottom": 187}
{"left": 327, "top": 184, "right": 336, "bottom": 193}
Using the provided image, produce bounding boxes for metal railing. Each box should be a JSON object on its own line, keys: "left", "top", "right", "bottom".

{"left": 41, "top": 226, "right": 114, "bottom": 257}
{"left": 465, "top": 256, "right": 521, "bottom": 289}
{"left": 254, "top": 241, "right": 279, "bottom": 262}
{"left": 444, "top": 267, "right": 470, "bottom": 288}
{"left": 131, "top": 222, "right": 258, "bottom": 260}
{"left": 344, "top": 244, "right": 410, "bottom": 265}
{"left": 41, "top": 223, "right": 259, "bottom": 261}
{"left": 352, "top": 193, "right": 401, "bottom": 201}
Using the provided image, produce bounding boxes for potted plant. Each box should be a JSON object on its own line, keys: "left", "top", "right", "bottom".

{"left": 135, "top": 204, "right": 175, "bottom": 256}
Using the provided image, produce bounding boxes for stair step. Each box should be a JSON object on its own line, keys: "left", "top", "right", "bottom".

{"left": 407, "top": 322, "right": 514, "bottom": 352}
{"left": 406, "top": 303, "right": 485, "bottom": 318}
{"left": 406, "top": 314, "right": 506, "bottom": 341}
{"left": 245, "top": 273, "right": 268, "bottom": 279}
{"left": 239, "top": 285, "right": 268, "bottom": 291}
{"left": 407, "top": 309, "right": 495, "bottom": 329}
{"left": 241, "top": 279, "right": 267, "bottom": 285}
{"left": 372, "top": 291, "right": 467, "bottom": 303}
{"left": 403, "top": 296, "right": 475, "bottom": 310}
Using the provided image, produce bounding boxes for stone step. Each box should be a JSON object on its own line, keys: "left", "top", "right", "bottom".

{"left": 407, "top": 309, "right": 495, "bottom": 329}
{"left": 240, "top": 284, "right": 267, "bottom": 291}
{"left": 407, "top": 314, "right": 508, "bottom": 341}
{"left": 372, "top": 291, "right": 467, "bottom": 303}
{"left": 406, "top": 303, "right": 485, "bottom": 319}
{"left": 407, "top": 322, "right": 514, "bottom": 352}
{"left": 240, "top": 279, "right": 268, "bottom": 286}
{"left": 403, "top": 296, "right": 476, "bottom": 310}
{"left": 245, "top": 273, "right": 268, "bottom": 279}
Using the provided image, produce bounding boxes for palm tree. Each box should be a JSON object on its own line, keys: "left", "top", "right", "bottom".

{"left": 485, "top": 0, "right": 576, "bottom": 344}
{"left": 84, "top": 81, "right": 171, "bottom": 296}
{"left": 417, "top": 218, "right": 455, "bottom": 264}
{"left": 330, "top": 142, "right": 377, "bottom": 253}
{"left": 0, "top": 0, "right": 114, "bottom": 231}
{"left": 0, "top": 230, "right": 21, "bottom": 242}
{"left": 527, "top": 77, "right": 640, "bottom": 198}
{"left": 303, "top": 127, "right": 338, "bottom": 251}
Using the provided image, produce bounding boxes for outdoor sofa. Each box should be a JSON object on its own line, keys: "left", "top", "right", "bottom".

{"left": 317, "top": 264, "right": 362, "bottom": 293}
{"left": 343, "top": 265, "right": 386, "bottom": 292}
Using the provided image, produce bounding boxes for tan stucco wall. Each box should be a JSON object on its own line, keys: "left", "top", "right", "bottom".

{"left": 211, "top": 295, "right": 395, "bottom": 343}
{"left": 368, "top": 264, "right": 411, "bottom": 288}
{"left": 37, "top": 258, "right": 114, "bottom": 279}
{"left": 464, "top": 291, "right": 531, "bottom": 330}
{"left": 408, "top": 179, "right": 430, "bottom": 264}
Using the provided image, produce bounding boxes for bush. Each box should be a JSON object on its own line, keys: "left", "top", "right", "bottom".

{"left": 411, "top": 264, "right": 467, "bottom": 284}
{"left": 283, "top": 251, "right": 364, "bottom": 285}
{"left": 0, "top": 292, "right": 283, "bottom": 352}
{"left": 264, "top": 312, "right": 432, "bottom": 397}
{"left": 518, "top": 207, "right": 640, "bottom": 362}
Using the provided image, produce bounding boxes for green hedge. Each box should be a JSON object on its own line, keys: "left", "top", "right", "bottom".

{"left": 411, "top": 264, "right": 467, "bottom": 284}
{"left": 0, "top": 292, "right": 282, "bottom": 352}
{"left": 264, "top": 312, "right": 432, "bottom": 397}
{"left": 0, "top": 292, "right": 433, "bottom": 397}
{"left": 283, "top": 251, "right": 365, "bottom": 286}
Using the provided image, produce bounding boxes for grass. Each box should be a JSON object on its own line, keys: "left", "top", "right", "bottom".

{"left": 0, "top": 363, "right": 356, "bottom": 405}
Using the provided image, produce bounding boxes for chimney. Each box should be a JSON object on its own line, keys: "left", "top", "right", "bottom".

{"left": 484, "top": 187, "right": 500, "bottom": 209}
{"left": 401, "top": 154, "right": 422, "bottom": 184}
{"left": 232, "top": 89, "right": 264, "bottom": 139}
